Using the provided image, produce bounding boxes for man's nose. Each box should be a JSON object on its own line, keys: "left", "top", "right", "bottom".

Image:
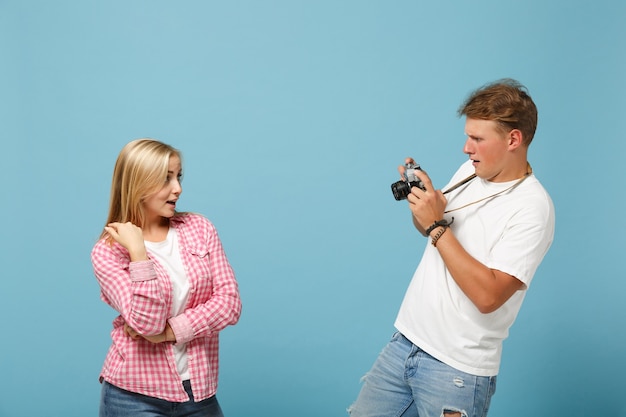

{"left": 463, "top": 137, "right": 473, "bottom": 154}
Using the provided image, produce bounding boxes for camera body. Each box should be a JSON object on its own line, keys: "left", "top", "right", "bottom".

{"left": 391, "top": 162, "right": 425, "bottom": 201}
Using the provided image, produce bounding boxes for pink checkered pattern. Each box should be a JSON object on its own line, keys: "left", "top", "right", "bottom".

{"left": 92, "top": 213, "right": 241, "bottom": 402}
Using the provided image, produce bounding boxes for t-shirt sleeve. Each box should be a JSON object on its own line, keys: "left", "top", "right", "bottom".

{"left": 487, "top": 195, "right": 555, "bottom": 287}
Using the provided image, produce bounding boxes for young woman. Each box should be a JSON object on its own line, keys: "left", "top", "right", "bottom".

{"left": 92, "top": 139, "right": 241, "bottom": 417}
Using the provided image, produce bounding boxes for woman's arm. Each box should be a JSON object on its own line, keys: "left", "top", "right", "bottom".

{"left": 168, "top": 220, "right": 242, "bottom": 345}
{"left": 92, "top": 237, "right": 169, "bottom": 336}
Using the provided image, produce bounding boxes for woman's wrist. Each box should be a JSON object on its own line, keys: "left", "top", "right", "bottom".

{"left": 128, "top": 246, "right": 148, "bottom": 262}
{"left": 165, "top": 323, "right": 177, "bottom": 343}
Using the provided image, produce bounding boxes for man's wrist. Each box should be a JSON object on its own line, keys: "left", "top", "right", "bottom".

{"left": 425, "top": 218, "right": 454, "bottom": 236}
{"left": 431, "top": 225, "right": 449, "bottom": 246}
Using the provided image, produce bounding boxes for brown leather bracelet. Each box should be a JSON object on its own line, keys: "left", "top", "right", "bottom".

{"left": 425, "top": 217, "right": 454, "bottom": 236}
{"left": 431, "top": 225, "right": 449, "bottom": 247}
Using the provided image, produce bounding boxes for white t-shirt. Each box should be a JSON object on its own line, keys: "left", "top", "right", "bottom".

{"left": 145, "top": 228, "right": 190, "bottom": 380}
{"left": 394, "top": 160, "right": 555, "bottom": 376}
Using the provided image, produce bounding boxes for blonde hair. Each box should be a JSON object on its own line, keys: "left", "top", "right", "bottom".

{"left": 100, "top": 139, "right": 182, "bottom": 239}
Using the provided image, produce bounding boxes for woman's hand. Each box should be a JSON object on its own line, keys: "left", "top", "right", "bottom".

{"left": 104, "top": 222, "right": 148, "bottom": 261}
{"left": 124, "top": 323, "right": 176, "bottom": 344}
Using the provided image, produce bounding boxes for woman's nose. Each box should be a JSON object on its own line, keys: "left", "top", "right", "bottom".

{"left": 172, "top": 179, "right": 182, "bottom": 195}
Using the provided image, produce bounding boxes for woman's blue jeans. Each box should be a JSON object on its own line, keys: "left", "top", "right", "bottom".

{"left": 99, "top": 380, "right": 224, "bottom": 417}
{"left": 348, "top": 332, "right": 497, "bottom": 417}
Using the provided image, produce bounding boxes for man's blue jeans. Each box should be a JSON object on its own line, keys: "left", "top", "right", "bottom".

{"left": 99, "top": 380, "right": 224, "bottom": 417}
{"left": 348, "top": 332, "right": 497, "bottom": 417}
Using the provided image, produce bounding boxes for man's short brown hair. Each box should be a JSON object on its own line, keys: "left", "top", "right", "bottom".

{"left": 458, "top": 79, "right": 538, "bottom": 146}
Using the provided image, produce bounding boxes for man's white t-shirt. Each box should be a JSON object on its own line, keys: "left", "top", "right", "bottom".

{"left": 394, "top": 160, "right": 555, "bottom": 376}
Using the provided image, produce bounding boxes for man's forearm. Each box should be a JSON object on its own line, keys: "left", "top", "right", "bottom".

{"left": 431, "top": 227, "right": 523, "bottom": 314}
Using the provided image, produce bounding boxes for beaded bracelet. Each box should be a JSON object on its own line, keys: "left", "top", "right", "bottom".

{"left": 431, "top": 226, "right": 449, "bottom": 247}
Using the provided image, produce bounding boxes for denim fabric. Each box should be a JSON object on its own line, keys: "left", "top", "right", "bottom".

{"left": 349, "top": 333, "right": 497, "bottom": 417}
{"left": 100, "top": 380, "right": 224, "bottom": 417}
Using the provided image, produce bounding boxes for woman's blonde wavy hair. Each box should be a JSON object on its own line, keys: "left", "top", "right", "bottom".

{"left": 100, "top": 138, "right": 182, "bottom": 239}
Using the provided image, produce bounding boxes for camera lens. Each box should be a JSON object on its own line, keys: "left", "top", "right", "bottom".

{"left": 391, "top": 180, "right": 410, "bottom": 201}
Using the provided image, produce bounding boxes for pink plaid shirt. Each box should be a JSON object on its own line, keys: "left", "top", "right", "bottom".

{"left": 92, "top": 213, "right": 241, "bottom": 402}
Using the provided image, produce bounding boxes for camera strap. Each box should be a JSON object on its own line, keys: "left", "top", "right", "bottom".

{"left": 442, "top": 174, "right": 477, "bottom": 195}
{"left": 442, "top": 163, "right": 532, "bottom": 214}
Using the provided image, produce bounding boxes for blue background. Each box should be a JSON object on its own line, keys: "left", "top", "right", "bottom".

{"left": 1, "top": 1, "right": 625, "bottom": 416}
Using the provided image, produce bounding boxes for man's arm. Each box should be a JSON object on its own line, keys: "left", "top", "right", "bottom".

{"left": 407, "top": 168, "right": 524, "bottom": 313}
{"left": 429, "top": 226, "right": 524, "bottom": 313}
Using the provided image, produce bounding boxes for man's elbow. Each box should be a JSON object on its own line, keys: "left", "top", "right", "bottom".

{"left": 474, "top": 296, "right": 504, "bottom": 314}
{"left": 474, "top": 271, "right": 522, "bottom": 314}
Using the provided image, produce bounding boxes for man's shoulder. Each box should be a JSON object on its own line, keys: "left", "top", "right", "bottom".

{"left": 520, "top": 175, "right": 554, "bottom": 206}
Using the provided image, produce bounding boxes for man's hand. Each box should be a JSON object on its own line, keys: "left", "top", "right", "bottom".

{"left": 400, "top": 159, "right": 448, "bottom": 234}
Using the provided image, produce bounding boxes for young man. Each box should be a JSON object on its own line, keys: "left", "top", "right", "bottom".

{"left": 349, "top": 79, "right": 555, "bottom": 417}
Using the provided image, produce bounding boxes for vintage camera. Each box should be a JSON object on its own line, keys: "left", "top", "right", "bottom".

{"left": 391, "top": 162, "right": 425, "bottom": 200}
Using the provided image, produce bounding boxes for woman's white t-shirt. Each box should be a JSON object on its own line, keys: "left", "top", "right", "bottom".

{"left": 145, "top": 228, "right": 190, "bottom": 380}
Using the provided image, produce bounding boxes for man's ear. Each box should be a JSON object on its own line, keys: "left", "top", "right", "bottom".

{"left": 508, "top": 129, "right": 524, "bottom": 150}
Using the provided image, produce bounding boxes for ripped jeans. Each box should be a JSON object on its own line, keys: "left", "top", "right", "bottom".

{"left": 348, "top": 332, "right": 496, "bottom": 417}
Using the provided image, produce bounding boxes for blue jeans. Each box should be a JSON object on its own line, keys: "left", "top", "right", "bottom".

{"left": 348, "top": 332, "right": 497, "bottom": 417}
{"left": 100, "top": 380, "right": 224, "bottom": 417}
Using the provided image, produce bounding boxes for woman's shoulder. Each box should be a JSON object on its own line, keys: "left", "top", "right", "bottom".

{"left": 92, "top": 236, "right": 111, "bottom": 252}
{"left": 91, "top": 236, "right": 127, "bottom": 260}
{"left": 172, "top": 212, "right": 215, "bottom": 232}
